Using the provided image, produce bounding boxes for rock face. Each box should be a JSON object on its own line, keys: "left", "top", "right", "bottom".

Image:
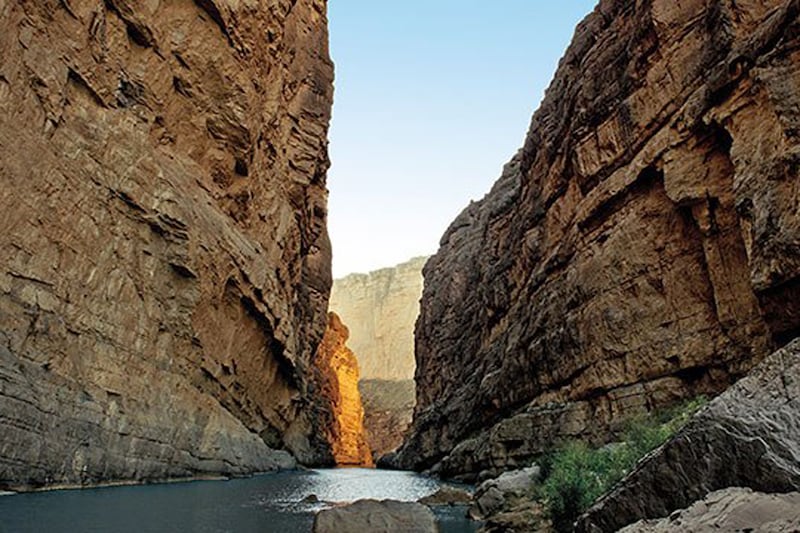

{"left": 330, "top": 256, "right": 425, "bottom": 382}
{"left": 313, "top": 313, "right": 373, "bottom": 466}
{"left": 396, "top": 0, "right": 800, "bottom": 479}
{"left": 330, "top": 257, "right": 424, "bottom": 457}
{"left": 313, "top": 499, "right": 437, "bottom": 533}
{"left": 359, "top": 379, "right": 415, "bottom": 459}
{"left": 576, "top": 338, "right": 800, "bottom": 532}
{"left": 0, "top": 0, "right": 335, "bottom": 489}
{"left": 619, "top": 488, "right": 800, "bottom": 533}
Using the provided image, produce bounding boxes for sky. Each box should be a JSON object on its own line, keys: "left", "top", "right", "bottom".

{"left": 327, "top": 1, "right": 598, "bottom": 277}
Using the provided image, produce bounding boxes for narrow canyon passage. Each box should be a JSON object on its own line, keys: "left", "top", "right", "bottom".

{"left": 2, "top": 0, "right": 800, "bottom": 532}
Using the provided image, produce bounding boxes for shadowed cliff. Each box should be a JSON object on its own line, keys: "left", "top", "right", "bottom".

{"left": 0, "top": 0, "right": 336, "bottom": 489}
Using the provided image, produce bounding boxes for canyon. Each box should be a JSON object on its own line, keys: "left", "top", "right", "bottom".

{"left": 395, "top": 0, "right": 800, "bottom": 487}
{"left": 1, "top": 0, "right": 799, "bottom": 530}
{"left": 0, "top": 0, "right": 336, "bottom": 489}
{"left": 330, "top": 257, "right": 424, "bottom": 458}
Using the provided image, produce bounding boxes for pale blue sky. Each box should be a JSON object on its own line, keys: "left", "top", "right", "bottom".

{"left": 327, "top": 1, "right": 597, "bottom": 277}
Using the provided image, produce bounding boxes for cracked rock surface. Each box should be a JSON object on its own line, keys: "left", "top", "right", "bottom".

{"left": 396, "top": 0, "right": 800, "bottom": 480}
{"left": 0, "top": 0, "right": 335, "bottom": 489}
{"left": 577, "top": 339, "right": 800, "bottom": 532}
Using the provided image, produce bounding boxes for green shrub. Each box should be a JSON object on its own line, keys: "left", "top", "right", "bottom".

{"left": 538, "top": 397, "right": 707, "bottom": 532}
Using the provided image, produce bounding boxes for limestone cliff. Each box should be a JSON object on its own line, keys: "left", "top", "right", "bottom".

{"left": 312, "top": 313, "right": 373, "bottom": 466}
{"left": 0, "top": 0, "right": 335, "bottom": 489}
{"left": 396, "top": 0, "right": 800, "bottom": 480}
{"left": 330, "top": 256, "right": 425, "bottom": 382}
{"left": 330, "top": 257, "right": 424, "bottom": 457}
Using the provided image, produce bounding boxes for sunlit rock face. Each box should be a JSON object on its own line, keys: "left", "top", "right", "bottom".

{"left": 330, "top": 256, "right": 426, "bottom": 382}
{"left": 330, "top": 257, "right": 425, "bottom": 458}
{"left": 0, "top": 0, "right": 335, "bottom": 489}
{"left": 313, "top": 313, "right": 373, "bottom": 467}
{"left": 396, "top": 0, "right": 800, "bottom": 480}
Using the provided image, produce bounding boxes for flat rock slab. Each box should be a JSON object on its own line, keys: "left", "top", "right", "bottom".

{"left": 621, "top": 488, "right": 800, "bottom": 533}
{"left": 313, "top": 499, "right": 437, "bottom": 533}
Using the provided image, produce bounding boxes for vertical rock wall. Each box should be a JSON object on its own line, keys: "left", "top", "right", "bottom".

{"left": 330, "top": 256, "right": 426, "bottom": 382}
{"left": 313, "top": 313, "right": 373, "bottom": 467}
{"left": 397, "top": 0, "right": 800, "bottom": 480}
{"left": 0, "top": 0, "right": 335, "bottom": 489}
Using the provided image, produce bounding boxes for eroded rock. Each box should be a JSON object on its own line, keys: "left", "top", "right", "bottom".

{"left": 619, "top": 488, "right": 800, "bottom": 533}
{"left": 576, "top": 338, "right": 800, "bottom": 532}
{"left": 469, "top": 466, "right": 541, "bottom": 520}
{"left": 313, "top": 313, "right": 373, "bottom": 466}
{"left": 330, "top": 257, "right": 426, "bottom": 382}
{"left": 397, "top": 0, "right": 800, "bottom": 481}
{"left": 331, "top": 258, "right": 425, "bottom": 459}
{"left": 418, "top": 486, "right": 473, "bottom": 506}
{"left": 0, "top": 0, "right": 335, "bottom": 489}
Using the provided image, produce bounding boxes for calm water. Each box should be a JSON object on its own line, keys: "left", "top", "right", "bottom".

{"left": 0, "top": 469, "right": 478, "bottom": 533}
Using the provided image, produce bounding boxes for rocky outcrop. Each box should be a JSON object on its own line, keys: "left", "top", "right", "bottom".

{"left": 359, "top": 379, "right": 415, "bottom": 459}
{"left": 576, "top": 338, "right": 800, "bottom": 532}
{"left": 0, "top": 0, "right": 334, "bottom": 489}
{"left": 330, "top": 256, "right": 425, "bottom": 382}
{"left": 313, "top": 499, "right": 437, "bottom": 533}
{"left": 313, "top": 313, "right": 373, "bottom": 466}
{"left": 620, "top": 488, "right": 800, "bottom": 533}
{"left": 396, "top": 0, "right": 800, "bottom": 479}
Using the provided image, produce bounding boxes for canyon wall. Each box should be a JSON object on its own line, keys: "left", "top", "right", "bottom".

{"left": 330, "top": 256, "right": 425, "bottom": 382}
{"left": 0, "top": 0, "right": 335, "bottom": 489}
{"left": 359, "top": 379, "right": 415, "bottom": 460}
{"left": 312, "top": 313, "right": 372, "bottom": 466}
{"left": 396, "top": 0, "right": 800, "bottom": 480}
{"left": 330, "top": 257, "right": 424, "bottom": 457}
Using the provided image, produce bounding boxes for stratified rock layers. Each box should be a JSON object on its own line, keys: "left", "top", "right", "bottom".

{"left": 397, "top": 0, "right": 800, "bottom": 479}
{"left": 0, "top": 0, "right": 334, "bottom": 489}
{"left": 330, "top": 256, "right": 425, "bottom": 382}
{"left": 313, "top": 313, "right": 372, "bottom": 466}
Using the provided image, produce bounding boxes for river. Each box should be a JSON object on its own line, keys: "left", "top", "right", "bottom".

{"left": 0, "top": 468, "right": 479, "bottom": 532}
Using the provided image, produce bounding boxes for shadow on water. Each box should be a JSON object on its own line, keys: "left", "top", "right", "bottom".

{"left": 0, "top": 468, "right": 478, "bottom": 533}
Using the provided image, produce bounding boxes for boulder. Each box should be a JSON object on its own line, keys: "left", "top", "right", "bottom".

{"left": 469, "top": 465, "right": 540, "bottom": 520}
{"left": 418, "top": 486, "right": 473, "bottom": 506}
{"left": 313, "top": 499, "right": 437, "bottom": 533}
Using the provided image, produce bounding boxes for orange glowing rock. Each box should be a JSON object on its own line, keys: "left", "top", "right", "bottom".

{"left": 314, "top": 313, "right": 374, "bottom": 466}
